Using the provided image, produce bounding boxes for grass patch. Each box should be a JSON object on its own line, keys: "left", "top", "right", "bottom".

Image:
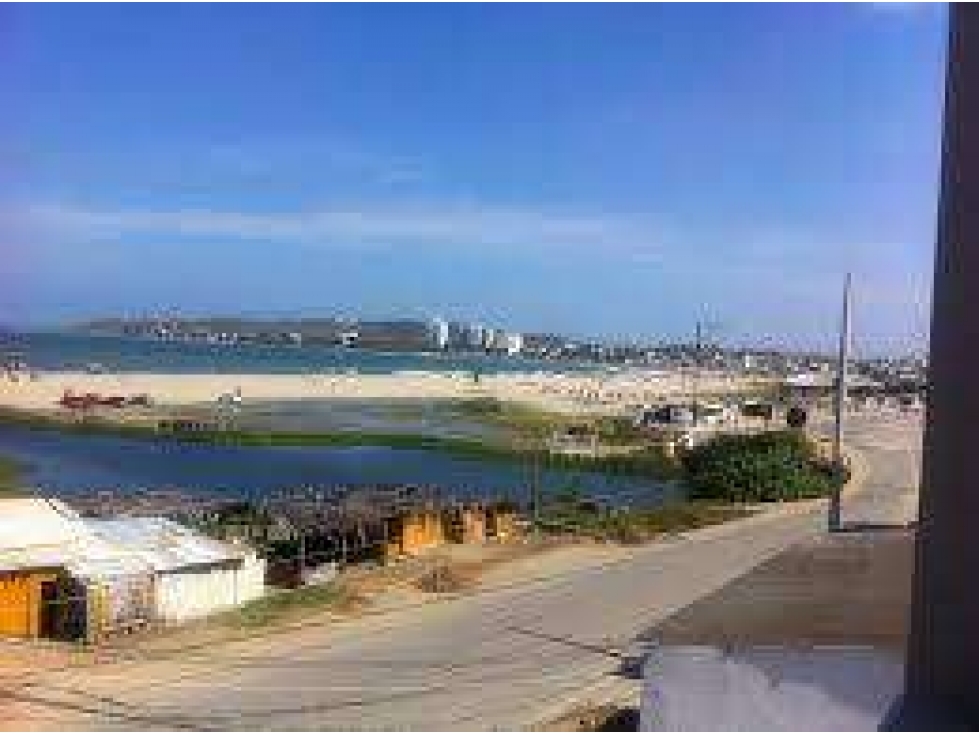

{"left": 218, "top": 582, "right": 364, "bottom": 629}
{"left": 538, "top": 498, "right": 756, "bottom": 544}
{"left": 450, "top": 399, "right": 649, "bottom": 447}
{"left": 448, "top": 397, "right": 566, "bottom": 434}
{"left": 592, "top": 416, "right": 647, "bottom": 446}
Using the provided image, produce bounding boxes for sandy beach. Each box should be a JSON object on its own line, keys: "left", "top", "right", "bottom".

{"left": 0, "top": 369, "right": 777, "bottom": 417}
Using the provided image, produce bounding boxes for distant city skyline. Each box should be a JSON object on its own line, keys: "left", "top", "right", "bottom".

{"left": 0, "top": 4, "right": 947, "bottom": 355}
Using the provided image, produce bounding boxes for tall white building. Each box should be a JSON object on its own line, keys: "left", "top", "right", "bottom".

{"left": 504, "top": 332, "right": 524, "bottom": 356}
{"left": 432, "top": 318, "right": 450, "bottom": 350}
{"left": 468, "top": 324, "right": 486, "bottom": 350}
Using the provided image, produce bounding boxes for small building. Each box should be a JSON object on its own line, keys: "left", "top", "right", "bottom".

{"left": 697, "top": 403, "right": 735, "bottom": 427}
{"left": 549, "top": 425, "right": 600, "bottom": 456}
{"left": 485, "top": 503, "right": 520, "bottom": 542}
{"left": 0, "top": 498, "right": 76, "bottom": 639}
{"left": 386, "top": 508, "right": 446, "bottom": 560}
{"left": 0, "top": 498, "right": 150, "bottom": 641}
{"left": 740, "top": 400, "right": 775, "bottom": 421}
{"left": 636, "top": 404, "right": 695, "bottom": 429}
{"left": 86, "top": 517, "right": 265, "bottom": 623}
{"left": 1, "top": 499, "right": 266, "bottom": 639}
{"left": 444, "top": 504, "right": 488, "bottom": 544}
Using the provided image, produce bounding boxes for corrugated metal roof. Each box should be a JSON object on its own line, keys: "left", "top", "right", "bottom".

{"left": 65, "top": 542, "right": 151, "bottom": 579}
{"left": 0, "top": 498, "right": 93, "bottom": 572}
{"left": 85, "top": 517, "right": 244, "bottom": 573}
{"left": 0, "top": 498, "right": 238, "bottom": 578}
{"left": 0, "top": 498, "right": 83, "bottom": 551}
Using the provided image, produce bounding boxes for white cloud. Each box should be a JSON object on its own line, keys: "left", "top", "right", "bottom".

{"left": 203, "top": 136, "right": 429, "bottom": 187}
{"left": 25, "top": 202, "right": 661, "bottom": 253}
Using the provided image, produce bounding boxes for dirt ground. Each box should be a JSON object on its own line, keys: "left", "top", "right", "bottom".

{"left": 533, "top": 702, "right": 640, "bottom": 731}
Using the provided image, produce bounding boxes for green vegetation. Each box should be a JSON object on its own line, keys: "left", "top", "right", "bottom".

{"left": 537, "top": 493, "right": 755, "bottom": 544}
{"left": 451, "top": 398, "right": 651, "bottom": 448}
{"left": 540, "top": 446, "right": 680, "bottom": 479}
{"left": 680, "top": 430, "right": 840, "bottom": 502}
{"left": 0, "top": 454, "right": 25, "bottom": 497}
{"left": 219, "top": 581, "right": 362, "bottom": 628}
{"left": 592, "top": 416, "right": 646, "bottom": 445}
{"left": 448, "top": 397, "right": 564, "bottom": 435}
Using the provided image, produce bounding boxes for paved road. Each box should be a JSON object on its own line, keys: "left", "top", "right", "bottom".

{"left": 6, "top": 412, "right": 922, "bottom": 731}
{"left": 817, "top": 408, "right": 923, "bottom": 527}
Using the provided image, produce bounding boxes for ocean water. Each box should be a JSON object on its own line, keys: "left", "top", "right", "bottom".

{"left": 2, "top": 332, "right": 600, "bottom": 376}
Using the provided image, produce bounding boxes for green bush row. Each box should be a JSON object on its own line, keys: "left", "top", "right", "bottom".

{"left": 680, "top": 430, "right": 839, "bottom": 502}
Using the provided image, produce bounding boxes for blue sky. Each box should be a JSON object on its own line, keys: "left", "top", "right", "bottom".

{"left": 0, "top": 4, "right": 948, "bottom": 354}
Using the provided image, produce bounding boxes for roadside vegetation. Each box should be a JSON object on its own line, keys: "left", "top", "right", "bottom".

{"left": 533, "top": 702, "right": 639, "bottom": 732}
{"left": 218, "top": 581, "right": 365, "bottom": 629}
{"left": 681, "top": 430, "right": 841, "bottom": 502}
{"left": 537, "top": 488, "right": 755, "bottom": 544}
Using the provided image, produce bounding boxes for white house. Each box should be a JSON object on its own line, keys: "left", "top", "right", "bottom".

{"left": 85, "top": 517, "right": 265, "bottom": 623}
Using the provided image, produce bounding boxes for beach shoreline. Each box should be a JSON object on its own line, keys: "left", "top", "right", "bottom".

{"left": 0, "top": 369, "right": 778, "bottom": 418}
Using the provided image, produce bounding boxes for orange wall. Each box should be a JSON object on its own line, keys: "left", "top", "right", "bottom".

{"left": 0, "top": 569, "right": 57, "bottom": 638}
{"left": 384, "top": 507, "right": 521, "bottom": 561}
{"left": 387, "top": 511, "right": 446, "bottom": 559}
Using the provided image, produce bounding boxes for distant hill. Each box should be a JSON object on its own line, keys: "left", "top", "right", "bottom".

{"left": 71, "top": 316, "right": 437, "bottom": 351}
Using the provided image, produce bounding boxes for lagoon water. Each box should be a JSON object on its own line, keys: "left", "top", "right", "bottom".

{"left": 0, "top": 423, "right": 680, "bottom": 508}
{"left": 0, "top": 333, "right": 670, "bottom": 507}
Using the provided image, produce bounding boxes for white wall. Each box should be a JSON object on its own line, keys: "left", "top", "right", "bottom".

{"left": 236, "top": 552, "right": 266, "bottom": 605}
{"left": 155, "top": 556, "right": 265, "bottom": 622}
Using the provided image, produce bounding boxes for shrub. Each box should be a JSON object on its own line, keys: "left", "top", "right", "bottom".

{"left": 537, "top": 500, "right": 754, "bottom": 544}
{"left": 681, "top": 430, "right": 836, "bottom": 502}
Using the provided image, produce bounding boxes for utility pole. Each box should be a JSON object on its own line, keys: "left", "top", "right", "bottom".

{"left": 530, "top": 435, "right": 542, "bottom": 538}
{"left": 828, "top": 272, "right": 852, "bottom": 532}
{"left": 298, "top": 529, "right": 306, "bottom": 584}
{"left": 691, "top": 321, "right": 702, "bottom": 425}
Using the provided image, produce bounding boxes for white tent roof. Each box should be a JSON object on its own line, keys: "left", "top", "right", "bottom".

{"left": 0, "top": 498, "right": 240, "bottom": 578}
{"left": 85, "top": 517, "right": 244, "bottom": 573}
{"left": 0, "top": 498, "right": 82, "bottom": 549}
{"left": 0, "top": 497, "right": 148, "bottom": 576}
{"left": 0, "top": 498, "right": 86, "bottom": 571}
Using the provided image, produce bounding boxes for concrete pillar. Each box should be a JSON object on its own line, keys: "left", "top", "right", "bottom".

{"left": 900, "top": 4, "right": 979, "bottom": 726}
